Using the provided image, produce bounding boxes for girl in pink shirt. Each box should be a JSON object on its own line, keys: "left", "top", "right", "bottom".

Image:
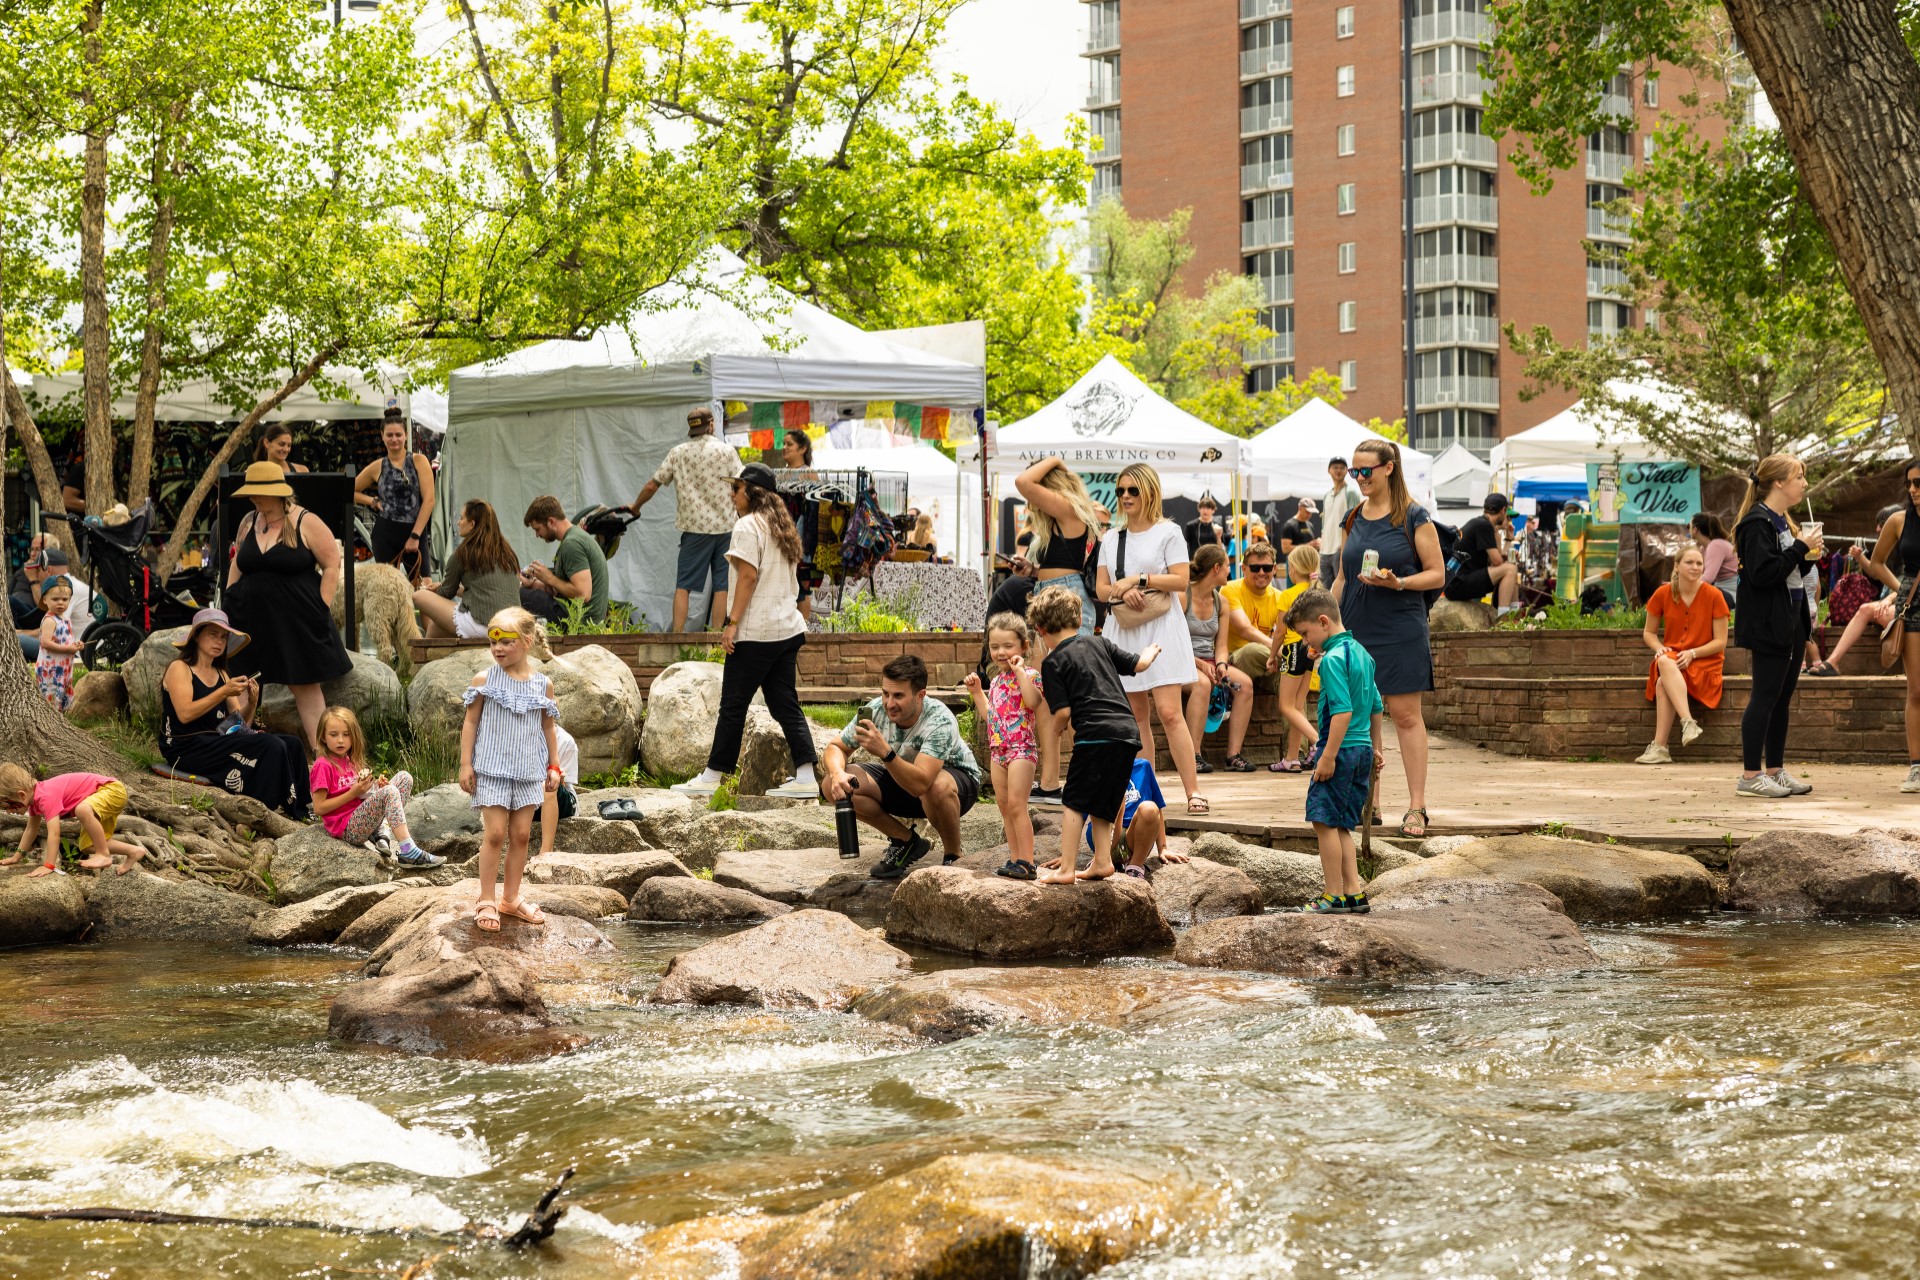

{"left": 0, "top": 763, "right": 146, "bottom": 877}
{"left": 309, "top": 707, "right": 443, "bottom": 868}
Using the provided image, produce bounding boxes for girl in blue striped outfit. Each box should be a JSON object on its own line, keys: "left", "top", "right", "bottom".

{"left": 459, "top": 606, "right": 561, "bottom": 932}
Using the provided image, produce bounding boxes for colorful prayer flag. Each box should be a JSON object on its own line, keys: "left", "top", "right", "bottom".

{"left": 922, "top": 406, "right": 950, "bottom": 441}
{"left": 866, "top": 400, "right": 895, "bottom": 424}
{"left": 751, "top": 401, "right": 780, "bottom": 430}
{"left": 749, "top": 428, "right": 775, "bottom": 450}
{"left": 782, "top": 401, "right": 809, "bottom": 429}
{"left": 898, "top": 404, "right": 923, "bottom": 438}
{"left": 724, "top": 400, "right": 748, "bottom": 420}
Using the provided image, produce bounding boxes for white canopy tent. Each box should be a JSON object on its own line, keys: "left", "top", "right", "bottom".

{"left": 440, "top": 248, "right": 984, "bottom": 627}
{"left": 1487, "top": 378, "right": 1699, "bottom": 475}
{"left": 985, "top": 355, "right": 1243, "bottom": 477}
{"left": 1246, "top": 396, "right": 1436, "bottom": 508}
{"left": 1430, "top": 441, "right": 1493, "bottom": 507}
{"left": 19, "top": 367, "right": 417, "bottom": 422}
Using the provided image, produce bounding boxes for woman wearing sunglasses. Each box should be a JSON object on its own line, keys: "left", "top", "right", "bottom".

{"left": 1096, "top": 464, "right": 1209, "bottom": 814}
{"left": 1332, "top": 440, "right": 1445, "bottom": 838}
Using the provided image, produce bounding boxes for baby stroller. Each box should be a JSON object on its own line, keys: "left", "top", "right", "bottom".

{"left": 575, "top": 502, "right": 639, "bottom": 559}
{"left": 50, "top": 504, "right": 214, "bottom": 669}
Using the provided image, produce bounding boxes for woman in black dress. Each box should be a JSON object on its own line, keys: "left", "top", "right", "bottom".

{"left": 225, "top": 461, "right": 352, "bottom": 754}
{"left": 159, "top": 608, "right": 312, "bottom": 817}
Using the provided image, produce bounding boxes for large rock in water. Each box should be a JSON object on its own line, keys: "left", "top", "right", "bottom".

{"left": 257, "top": 652, "right": 402, "bottom": 737}
{"left": 86, "top": 870, "right": 265, "bottom": 942}
{"left": 678, "top": 804, "right": 1008, "bottom": 872}
{"left": 0, "top": 871, "right": 90, "bottom": 946}
{"left": 639, "top": 661, "right": 724, "bottom": 778}
{"left": 334, "top": 882, "right": 628, "bottom": 951}
{"left": 1367, "top": 834, "right": 1716, "bottom": 921}
{"left": 713, "top": 846, "right": 882, "bottom": 903}
{"left": 629, "top": 877, "right": 792, "bottom": 924}
{"left": 628, "top": 1153, "right": 1201, "bottom": 1280}
{"left": 409, "top": 644, "right": 642, "bottom": 776}
{"left": 1177, "top": 878, "right": 1597, "bottom": 981}
{"left": 885, "top": 866, "right": 1175, "bottom": 960}
{"left": 1191, "top": 832, "right": 1326, "bottom": 909}
{"left": 269, "top": 825, "right": 390, "bottom": 903}
{"left": 1727, "top": 828, "right": 1920, "bottom": 915}
{"left": 736, "top": 705, "right": 841, "bottom": 797}
{"left": 366, "top": 901, "right": 614, "bottom": 982}
{"left": 249, "top": 882, "right": 406, "bottom": 947}
{"left": 1148, "top": 857, "right": 1265, "bottom": 926}
{"left": 651, "top": 909, "right": 912, "bottom": 1009}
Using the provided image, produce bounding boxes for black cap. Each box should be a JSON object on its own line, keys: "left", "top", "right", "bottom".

{"left": 738, "top": 462, "right": 778, "bottom": 493}
{"left": 33, "top": 547, "right": 69, "bottom": 568}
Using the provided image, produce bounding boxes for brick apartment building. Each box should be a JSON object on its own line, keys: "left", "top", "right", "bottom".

{"left": 1081, "top": 0, "right": 1734, "bottom": 458}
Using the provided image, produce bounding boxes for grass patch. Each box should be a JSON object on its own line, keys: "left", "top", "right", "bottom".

{"left": 73, "top": 712, "right": 164, "bottom": 771}
{"left": 365, "top": 715, "right": 460, "bottom": 792}
{"left": 1503, "top": 601, "right": 1648, "bottom": 631}
{"left": 803, "top": 703, "right": 860, "bottom": 729}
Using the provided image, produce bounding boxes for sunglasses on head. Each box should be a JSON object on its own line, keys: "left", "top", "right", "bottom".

{"left": 486, "top": 628, "right": 524, "bottom": 644}
{"left": 1246, "top": 562, "right": 1277, "bottom": 574}
{"left": 1116, "top": 485, "right": 1142, "bottom": 497}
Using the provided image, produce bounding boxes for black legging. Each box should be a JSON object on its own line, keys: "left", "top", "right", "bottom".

{"left": 707, "top": 632, "right": 817, "bottom": 774}
{"left": 1742, "top": 614, "right": 1810, "bottom": 771}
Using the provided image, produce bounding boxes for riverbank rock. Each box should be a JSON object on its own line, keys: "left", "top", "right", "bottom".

{"left": 410, "top": 644, "right": 641, "bottom": 775}
{"left": 1148, "top": 857, "right": 1265, "bottom": 926}
{"left": 1727, "top": 828, "right": 1920, "bottom": 915}
{"left": 1177, "top": 879, "right": 1596, "bottom": 981}
{"left": 0, "top": 871, "right": 89, "bottom": 946}
{"left": 86, "top": 870, "right": 266, "bottom": 942}
{"left": 67, "top": 670, "right": 127, "bottom": 722}
{"left": 651, "top": 909, "right": 911, "bottom": 1008}
{"left": 629, "top": 877, "right": 792, "bottom": 924}
{"left": 404, "top": 783, "right": 482, "bottom": 855}
{"left": 804, "top": 869, "right": 902, "bottom": 917}
{"left": 542, "top": 816, "right": 653, "bottom": 854}
{"left": 736, "top": 706, "right": 841, "bottom": 797}
{"left": 677, "top": 804, "right": 1007, "bottom": 872}
{"left": 1191, "top": 832, "right": 1325, "bottom": 909}
{"left": 249, "top": 883, "right": 406, "bottom": 947}
{"left": 713, "top": 846, "right": 881, "bottom": 903}
{"left": 119, "top": 629, "right": 179, "bottom": 719}
{"left": 885, "top": 866, "right": 1175, "bottom": 960}
{"left": 853, "top": 966, "right": 1299, "bottom": 1042}
{"left": 329, "top": 947, "right": 557, "bottom": 1056}
{"left": 269, "top": 825, "right": 390, "bottom": 903}
{"left": 576, "top": 789, "right": 702, "bottom": 850}
{"left": 258, "top": 652, "right": 402, "bottom": 738}
{"left": 526, "top": 851, "right": 690, "bottom": 898}
{"left": 639, "top": 661, "right": 724, "bottom": 778}
{"left": 334, "top": 882, "right": 628, "bottom": 951}
{"left": 367, "top": 901, "right": 615, "bottom": 983}
{"left": 628, "top": 1153, "right": 1202, "bottom": 1280}
{"left": 1367, "top": 834, "right": 1716, "bottom": 921}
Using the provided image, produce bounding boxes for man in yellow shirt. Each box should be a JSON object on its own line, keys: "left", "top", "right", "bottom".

{"left": 1221, "top": 540, "right": 1286, "bottom": 691}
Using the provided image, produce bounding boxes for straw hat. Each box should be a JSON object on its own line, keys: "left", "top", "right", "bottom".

{"left": 232, "top": 461, "right": 294, "bottom": 498}
{"left": 172, "top": 607, "right": 251, "bottom": 657}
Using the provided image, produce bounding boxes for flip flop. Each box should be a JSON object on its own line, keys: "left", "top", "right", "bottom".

{"left": 497, "top": 898, "right": 547, "bottom": 926}
{"left": 26, "top": 863, "right": 61, "bottom": 878}
{"left": 472, "top": 902, "right": 501, "bottom": 932}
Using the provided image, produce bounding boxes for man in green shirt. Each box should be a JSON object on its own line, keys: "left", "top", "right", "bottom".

{"left": 521, "top": 494, "right": 609, "bottom": 625}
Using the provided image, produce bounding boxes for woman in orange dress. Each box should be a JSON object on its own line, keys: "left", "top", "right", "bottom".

{"left": 1636, "top": 544, "right": 1731, "bottom": 764}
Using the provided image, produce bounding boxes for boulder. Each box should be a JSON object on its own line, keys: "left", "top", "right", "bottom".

{"left": 0, "top": 871, "right": 90, "bottom": 946}
{"left": 736, "top": 705, "right": 840, "bottom": 797}
{"left": 1365, "top": 840, "right": 1424, "bottom": 875}
{"left": 852, "top": 965, "right": 1299, "bottom": 1041}
{"left": 367, "top": 900, "right": 615, "bottom": 982}
{"left": 1147, "top": 857, "right": 1265, "bottom": 927}
{"left": 713, "top": 846, "right": 882, "bottom": 903}
{"left": 1367, "top": 834, "right": 1716, "bottom": 921}
{"left": 628, "top": 877, "right": 792, "bottom": 924}
{"left": 1428, "top": 599, "right": 1497, "bottom": 633}
{"left": 334, "top": 882, "right": 628, "bottom": 951}
{"left": 248, "top": 882, "right": 406, "bottom": 947}
{"left": 542, "top": 816, "right": 652, "bottom": 854}
{"left": 410, "top": 644, "right": 642, "bottom": 776}
{"left": 86, "top": 870, "right": 266, "bottom": 942}
{"left": 628, "top": 1153, "right": 1200, "bottom": 1280}
{"left": 119, "top": 628, "right": 181, "bottom": 720}
{"left": 1726, "top": 828, "right": 1920, "bottom": 916}
{"left": 678, "top": 803, "right": 1007, "bottom": 873}
{"left": 1189, "top": 832, "right": 1326, "bottom": 910}
{"left": 67, "top": 670, "right": 128, "bottom": 722}
{"left": 885, "top": 866, "right": 1175, "bottom": 960}
{"left": 1176, "top": 878, "right": 1596, "bottom": 981}
{"left": 651, "top": 909, "right": 912, "bottom": 1009}
{"left": 804, "top": 870, "right": 902, "bottom": 918}
{"left": 257, "top": 652, "right": 402, "bottom": 738}
{"left": 328, "top": 947, "right": 557, "bottom": 1056}
{"left": 638, "top": 661, "right": 725, "bottom": 778}
{"left": 525, "top": 850, "right": 691, "bottom": 898}
{"left": 269, "top": 825, "right": 390, "bottom": 904}
{"left": 573, "top": 788, "right": 701, "bottom": 850}
{"left": 404, "top": 783, "right": 482, "bottom": 855}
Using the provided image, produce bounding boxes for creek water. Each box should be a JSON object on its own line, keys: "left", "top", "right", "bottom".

{"left": 3, "top": 918, "right": 1919, "bottom": 1277}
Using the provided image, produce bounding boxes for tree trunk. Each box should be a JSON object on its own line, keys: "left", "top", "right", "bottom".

{"left": 1724, "top": 0, "right": 1920, "bottom": 452}
{"left": 78, "top": 0, "right": 114, "bottom": 513}
{"left": 128, "top": 99, "right": 185, "bottom": 512}
{"left": 0, "top": 233, "right": 74, "bottom": 557}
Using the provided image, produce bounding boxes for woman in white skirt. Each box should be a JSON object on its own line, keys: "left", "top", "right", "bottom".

{"left": 1097, "top": 463, "right": 1207, "bottom": 814}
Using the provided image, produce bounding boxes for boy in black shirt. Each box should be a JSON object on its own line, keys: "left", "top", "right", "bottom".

{"left": 1022, "top": 585, "right": 1161, "bottom": 884}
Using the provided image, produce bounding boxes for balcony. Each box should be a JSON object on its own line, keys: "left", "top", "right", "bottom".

{"left": 1599, "top": 89, "right": 1634, "bottom": 119}
{"left": 1241, "top": 46, "right": 1293, "bottom": 78}
{"left": 1587, "top": 260, "right": 1629, "bottom": 295}
{"left": 1586, "top": 205, "right": 1630, "bottom": 241}
{"left": 1415, "top": 313, "right": 1499, "bottom": 347}
{"left": 1412, "top": 9, "right": 1489, "bottom": 46}
{"left": 1086, "top": 83, "right": 1120, "bottom": 109}
{"left": 1241, "top": 215, "right": 1295, "bottom": 250}
{"left": 1240, "top": 101, "right": 1293, "bottom": 135}
{"left": 1417, "top": 374, "right": 1500, "bottom": 407}
{"left": 1240, "top": 161, "right": 1294, "bottom": 192}
{"left": 1240, "top": 0, "right": 1291, "bottom": 18}
{"left": 1413, "top": 131, "right": 1497, "bottom": 167}
{"left": 1586, "top": 150, "right": 1631, "bottom": 184}
{"left": 1086, "top": 16, "right": 1119, "bottom": 51}
{"left": 1255, "top": 274, "right": 1295, "bottom": 305}
{"left": 1249, "top": 331, "right": 1296, "bottom": 364}
{"left": 1414, "top": 70, "right": 1490, "bottom": 106}
{"left": 1414, "top": 253, "right": 1499, "bottom": 287}
{"left": 1414, "top": 192, "right": 1498, "bottom": 227}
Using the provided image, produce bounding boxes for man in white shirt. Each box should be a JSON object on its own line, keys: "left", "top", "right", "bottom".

{"left": 627, "top": 406, "right": 744, "bottom": 632}
{"left": 1321, "top": 457, "right": 1362, "bottom": 586}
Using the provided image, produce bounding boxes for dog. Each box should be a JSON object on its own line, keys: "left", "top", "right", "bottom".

{"left": 331, "top": 561, "right": 420, "bottom": 670}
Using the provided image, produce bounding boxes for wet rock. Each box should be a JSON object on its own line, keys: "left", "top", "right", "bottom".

{"left": 736, "top": 705, "right": 841, "bottom": 797}
{"left": 640, "top": 661, "right": 725, "bottom": 778}
{"left": 804, "top": 870, "right": 901, "bottom": 917}
{"left": 334, "top": 882, "right": 627, "bottom": 951}
{"left": 86, "top": 870, "right": 266, "bottom": 943}
{"left": 714, "top": 846, "right": 882, "bottom": 903}
{"left": 1176, "top": 878, "right": 1596, "bottom": 981}
{"left": 884, "top": 866, "right": 1175, "bottom": 960}
{"left": 525, "top": 850, "right": 690, "bottom": 898}
{"left": 328, "top": 947, "right": 557, "bottom": 1056}
{"left": 0, "top": 871, "right": 89, "bottom": 946}
{"left": 403, "top": 783, "right": 482, "bottom": 854}
{"left": 1368, "top": 834, "right": 1715, "bottom": 921}
{"left": 853, "top": 965, "right": 1299, "bottom": 1041}
{"left": 628, "top": 877, "right": 792, "bottom": 924}
{"left": 1727, "top": 828, "right": 1920, "bottom": 916}
{"left": 269, "top": 825, "right": 390, "bottom": 903}
{"left": 1190, "top": 832, "right": 1325, "bottom": 909}
{"left": 651, "top": 908, "right": 912, "bottom": 1009}
{"left": 1147, "top": 857, "right": 1265, "bottom": 926}
{"left": 411, "top": 644, "right": 641, "bottom": 775}
{"left": 367, "top": 901, "right": 615, "bottom": 982}
{"left": 628, "top": 1153, "right": 1202, "bottom": 1280}
{"left": 67, "top": 670, "right": 127, "bottom": 722}
{"left": 248, "top": 883, "right": 406, "bottom": 947}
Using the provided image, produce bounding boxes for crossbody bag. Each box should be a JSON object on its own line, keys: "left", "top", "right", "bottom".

{"left": 1109, "top": 529, "right": 1174, "bottom": 628}
{"left": 1880, "top": 572, "right": 1920, "bottom": 670}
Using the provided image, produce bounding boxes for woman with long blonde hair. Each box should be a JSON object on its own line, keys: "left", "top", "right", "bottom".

{"left": 1732, "top": 452, "right": 1823, "bottom": 798}
{"left": 1015, "top": 456, "right": 1105, "bottom": 804}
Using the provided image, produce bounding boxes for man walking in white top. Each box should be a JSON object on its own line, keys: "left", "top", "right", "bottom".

{"left": 1321, "top": 457, "right": 1362, "bottom": 586}
{"left": 627, "top": 406, "right": 745, "bottom": 632}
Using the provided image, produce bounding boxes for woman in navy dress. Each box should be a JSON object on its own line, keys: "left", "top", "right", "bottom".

{"left": 1332, "top": 439, "right": 1446, "bottom": 838}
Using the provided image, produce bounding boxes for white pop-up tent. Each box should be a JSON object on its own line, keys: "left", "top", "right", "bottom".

{"left": 440, "top": 248, "right": 985, "bottom": 627}
{"left": 1430, "top": 442, "right": 1493, "bottom": 507}
{"left": 1487, "top": 377, "right": 1713, "bottom": 475}
{"left": 20, "top": 367, "right": 419, "bottom": 422}
{"left": 1246, "top": 396, "right": 1436, "bottom": 508}
{"left": 986, "top": 355, "right": 1243, "bottom": 476}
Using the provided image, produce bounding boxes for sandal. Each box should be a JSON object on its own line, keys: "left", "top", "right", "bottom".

{"left": 1806, "top": 661, "right": 1838, "bottom": 677}
{"left": 1224, "top": 755, "right": 1255, "bottom": 773}
{"left": 995, "top": 859, "right": 1036, "bottom": 880}
{"left": 497, "top": 898, "right": 547, "bottom": 926}
{"left": 1186, "top": 795, "right": 1211, "bottom": 815}
{"left": 597, "top": 798, "right": 643, "bottom": 821}
{"left": 1121, "top": 865, "right": 1146, "bottom": 879}
{"left": 1399, "top": 808, "right": 1429, "bottom": 839}
{"left": 1195, "top": 756, "right": 1215, "bottom": 774}
{"left": 1268, "top": 759, "right": 1303, "bottom": 774}
{"left": 472, "top": 902, "right": 501, "bottom": 932}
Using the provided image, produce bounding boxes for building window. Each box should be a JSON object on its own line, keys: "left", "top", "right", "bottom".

{"left": 1337, "top": 182, "right": 1356, "bottom": 214}
{"left": 1645, "top": 308, "right": 1661, "bottom": 331}
{"left": 1339, "top": 360, "right": 1358, "bottom": 391}
{"left": 1338, "top": 301, "right": 1358, "bottom": 332}
{"left": 1091, "top": 163, "right": 1122, "bottom": 203}
{"left": 1088, "top": 55, "right": 1120, "bottom": 105}
{"left": 1643, "top": 75, "right": 1659, "bottom": 107}
{"left": 1336, "top": 65, "right": 1356, "bottom": 96}
{"left": 1337, "top": 124, "right": 1356, "bottom": 155}
{"left": 1336, "top": 5, "right": 1355, "bottom": 36}
{"left": 1338, "top": 241, "right": 1357, "bottom": 273}
{"left": 1643, "top": 134, "right": 1658, "bottom": 161}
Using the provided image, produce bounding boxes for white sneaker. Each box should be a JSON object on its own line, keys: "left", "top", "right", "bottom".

{"left": 1680, "top": 718, "right": 1704, "bottom": 747}
{"left": 1635, "top": 743, "right": 1671, "bottom": 765}
{"left": 670, "top": 779, "right": 720, "bottom": 797}
{"left": 1902, "top": 764, "right": 1920, "bottom": 794}
{"left": 1735, "top": 773, "right": 1792, "bottom": 799}
{"left": 1771, "top": 769, "right": 1813, "bottom": 796}
{"left": 767, "top": 778, "right": 820, "bottom": 799}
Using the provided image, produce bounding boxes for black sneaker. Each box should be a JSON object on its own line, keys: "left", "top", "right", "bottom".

{"left": 1029, "top": 784, "right": 1064, "bottom": 807}
{"left": 1346, "top": 892, "right": 1371, "bottom": 914}
{"left": 1195, "top": 756, "right": 1215, "bottom": 774}
{"left": 870, "top": 831, "right": 932, "bottom": 880}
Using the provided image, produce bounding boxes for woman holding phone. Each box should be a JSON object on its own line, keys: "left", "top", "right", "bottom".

{"left": 1732, "top": 453, "right": 1823, "bottom": 798}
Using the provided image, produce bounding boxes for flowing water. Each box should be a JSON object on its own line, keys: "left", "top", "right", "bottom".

{"left": 4, "top": 918, "right": 1920, "bottom": 1277}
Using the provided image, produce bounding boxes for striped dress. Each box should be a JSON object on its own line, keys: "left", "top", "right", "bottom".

{"left": 464, "top": 665, "right": 558, "bottom": 810}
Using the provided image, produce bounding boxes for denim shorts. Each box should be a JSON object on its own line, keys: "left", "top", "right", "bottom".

{"left": 676, "top": 531, "right": 733, "bottom": 593}
{"left": 1036, "top": 572, "right": 1095, "bottom": 635}
{"left": 1305, "top": 744, "right": 1374, "bottom": 831}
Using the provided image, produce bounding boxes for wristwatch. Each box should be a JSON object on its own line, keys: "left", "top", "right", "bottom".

{"left": 1137, "top": 573, "right": 1147, "bottom": 592}
{"left": 883, "top": 748, "right": 898, "bottom": 764}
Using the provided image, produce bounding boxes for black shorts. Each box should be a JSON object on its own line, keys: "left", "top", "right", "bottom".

{"left": 1444, "top": 566, "right": 1494, "bottom": 602}
{"left": 1279, "top": 639, "right": 1311, "bottom": 677}
{"left": 1061, "top": 740, "right": 1141, "bottom": 821}
{"left": 854, "top": 762, "right": 980, "bottom": 820}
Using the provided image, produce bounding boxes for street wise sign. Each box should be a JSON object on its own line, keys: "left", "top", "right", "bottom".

{"left": 1586, "top": 461, "right": 1700, "bottom": 524}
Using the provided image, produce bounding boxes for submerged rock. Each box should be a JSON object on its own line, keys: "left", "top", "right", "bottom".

{"left": 1147, "top": 857, "right": 1265, "bottom": 926}
{"left": 249, "top": 883, "right": 407, "bottom": 947}
{"left": 628, "top": 877, "right": 791, "bottom": 924}
{"left": 1176, "top": 879, "right": 1596, "bottom": 981}
{"left": 852, "top": 965, "right": 1299, "bottom": 1041}
{"left": 1367, "top": 834, "right": 1715, "bottom": 921}
{"left": 1727, "top": 828, "right": 1920, "bottom": 915}
{"left": 884, "top": 865, "right": 1174, "bottom": 960}
{"left": 0, "top": 871, "right": 89, "bottom": 946}
{"left": 651, "top": 909, "right": 912, "bottom": 1009}
{"left": 87, "top": 869, "right": 265, "bottom": 943}
{"left": 1190, "top": 832, "right": 1326, "bottom": 909}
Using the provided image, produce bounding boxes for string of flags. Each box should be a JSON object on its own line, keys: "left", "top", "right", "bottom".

{"left": 724, "top": 400, "right": 979, "bottom": 450}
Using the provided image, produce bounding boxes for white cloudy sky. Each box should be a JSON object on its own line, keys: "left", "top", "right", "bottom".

{"left": 937, "top": 0, "right": 1086, "bottom": 148}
